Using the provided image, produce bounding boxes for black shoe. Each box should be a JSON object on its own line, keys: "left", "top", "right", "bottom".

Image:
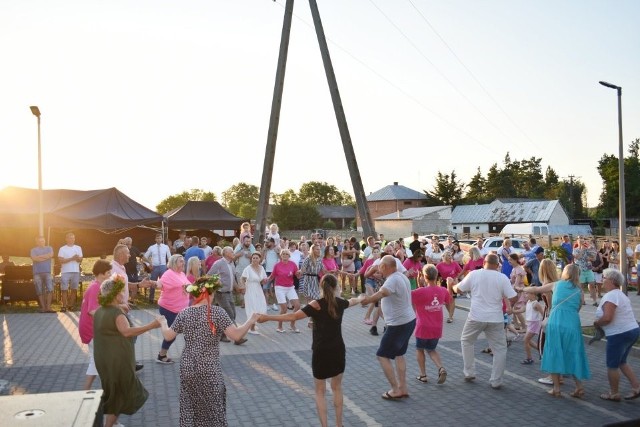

{"left": 234, "top": 338, "right": 248, "bottom": 346}
{"left": 370, "top": 326, "right": 379, "bottom": 336}
{"left": 220, "top": 336, "right": 231, "bottom": 343}
{"left": 135, "top": 363, "right": 144, "bottom": 372}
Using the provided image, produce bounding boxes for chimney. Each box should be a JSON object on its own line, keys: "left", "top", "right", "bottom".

{"left": 393, "top": 181, "right": 398, "bottom": 186}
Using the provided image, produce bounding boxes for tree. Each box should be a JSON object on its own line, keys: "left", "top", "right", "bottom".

{"left": 271, "top": 200, "right": 321, "bottom": 229}
{"left": 221, "top": 183, "right": 259, "bottom": 218}
{"left": 298, "top": 181, "right": 355, "bottom": 206}
{"left": 424, "top": 170, "right": 465, "bottom": 206}
{"left": 464, "top": 167, "right": 490, "bottom": 204}
{"left": 597, "top": 138, "right": 640, "bottom": 218}
{"left": 156, "top": 189, "right": 216, "bottom": 214}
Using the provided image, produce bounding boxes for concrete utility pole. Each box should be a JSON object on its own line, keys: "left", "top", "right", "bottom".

{"left": 254, "top": 0, "right": 294, "bottom": 245}
{"left": 255, "top": 0, "right": 377, "bottom": 242}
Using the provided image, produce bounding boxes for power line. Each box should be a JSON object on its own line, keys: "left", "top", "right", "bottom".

{"left": 270, "top": 0, "right": 499, "bottom": 152}
{"left": 406, "top": 0, "right": 535, "bottom": 146}
{"left": 366, "top": 0, "right": 524, "bottom": 152}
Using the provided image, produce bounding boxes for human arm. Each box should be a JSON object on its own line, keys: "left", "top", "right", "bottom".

{"left": 31, "top": 248, "right": 53, "bottom": 263}
{"left": 116, "top": 313, "right": 161, "bottom": 338}
{"left": 360, "top": 286, "right": 391, "bottom": 306}
{"left": 523, "top": 281, "right": 556, "bottom": 294}
{"left": 594, "top": 301, "right": 617, "bottom": 327}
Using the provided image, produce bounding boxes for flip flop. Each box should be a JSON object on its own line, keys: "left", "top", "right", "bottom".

{"left": 381, "top": 391, "right": 401, "bottom": 400}
{"left": 624, "top": 388, "right": 640, "bottom": 400}
{"left": 437, "top": 367, "right": 447, "bottom": 384}
{"left": 416, "top": 375, "right": 428, "bottom": 383}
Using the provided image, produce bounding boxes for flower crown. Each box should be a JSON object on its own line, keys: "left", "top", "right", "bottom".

{"left": 98, "top": 274, "right": 126, "bottom": 307}
{"left": 185, "top": 275, "right": 221, "bottom": 298}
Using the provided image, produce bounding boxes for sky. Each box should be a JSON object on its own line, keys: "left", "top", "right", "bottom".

{"left": 1, "top": 0, "right": 639, "bottom": 212}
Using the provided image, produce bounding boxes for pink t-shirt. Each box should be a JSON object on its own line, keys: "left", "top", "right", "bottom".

{"left": 436, "top": 261, "right": 462, "bottom": 280}
{"left": 158, "top": 269, "right": 190, "bottom": 313}
{"left": 463, "top": 257, "right": 485, "bottom": 274}
{"left": 272, "top": 260, "right": 298, "bottom": 287}
{"left": 322, "top": 258, "right": 338, "bottom": 276}
{"left": 359, "top": 257, "right": 376, "bottom": 275}
{"left": 79, "top": 280, "right": 101, "bottom": 344}
{"left": 412, "top": 286, "right": 451, "bottom": 339}
{"left": 403, "top": 258, "right": 422, "bottom": 279}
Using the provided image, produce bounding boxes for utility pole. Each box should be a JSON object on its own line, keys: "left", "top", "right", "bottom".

{"left": 255, "top": 0, "right": 377, "bottom": 242}
{"left": 254, "top": 0, "right": 294, "bottom": 245}
{"left": 308, "top": 0, "right": 375, "bottom": 238}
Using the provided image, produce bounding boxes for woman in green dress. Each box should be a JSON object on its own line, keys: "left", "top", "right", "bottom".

{"left": 93, "top": 275, "right": 161, "bottom": 427}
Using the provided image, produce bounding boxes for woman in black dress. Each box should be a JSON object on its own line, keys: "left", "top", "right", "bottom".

{"left": 259, "top": 274, "right": 361, "bottom": 427}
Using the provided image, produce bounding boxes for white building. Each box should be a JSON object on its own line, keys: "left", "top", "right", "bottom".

{"left": 374, "top": 206, "right": 452, "bottom": 239}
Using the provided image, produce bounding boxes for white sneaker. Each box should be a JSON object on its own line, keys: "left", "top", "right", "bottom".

{"left": 271, "top": 303, "right": 278, "bottom": 311}
{"left": 538, "top": 377, "right": 553, "bottom": 385}
{"left": 114, "top": 423, "right": 125, "bottom": 427}
{"left": 248, "top": 330, "right": 261, "bottom": 335}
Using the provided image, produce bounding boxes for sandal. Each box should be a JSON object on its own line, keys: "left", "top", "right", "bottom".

{"left": 446, "top": 318, "right": 453, "bottom": 323}
{"left": 600, "top": 392, "right": 621, "bottom": 402}
{"left": 521, "top": 359, "right": 534, "bottom": 365}
{"left": 381, "top": 391, "right": 402, "bottom": 400}
{"left": 547, "top": 389, "right": 562, "bottom": 398}
{"left": 569, "top": 389, "right": 585, "bottom": 399}
{"left": 416, "top": 375, "right": 428, "bottom": 383}
{"left": 437, "top": 367, "right": 447, "bottom": 384}
{"left": 624, "top": 387, "right": 640, "bottom": 400}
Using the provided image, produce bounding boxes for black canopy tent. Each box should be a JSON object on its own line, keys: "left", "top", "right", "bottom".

{"left": 164, "top": 201, "right": 246, "bottom": 243}
{"left": 0, "top": 186, "right": 163, "bottom": 257}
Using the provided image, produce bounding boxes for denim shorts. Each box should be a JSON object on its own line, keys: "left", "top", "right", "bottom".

{"left": 416, "top": 337, "right": 439, "bottom": 351}
{"left": 606, "top": 327, "right": 640, "bottom": 369}
{"left": 33, "top": 273, "right": 53, "bottom": 295}
{"left": 376, "top": 319, "right": 416, "bottom": 359}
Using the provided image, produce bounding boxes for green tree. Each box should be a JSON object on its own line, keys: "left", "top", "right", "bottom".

{"left": 464, "top": 167, "right": 490, "bottom": 204}
{"left": 156, "top": 189, "right": 216, "bottom": 214}
{"left": 597, "top": 138, "right": 640, "bottom": 218}
{"left": 221, "top": 183, "right": 259, "bottom": 218}
{"left": 271, "top": 200, "right": 321, "bottom": 229}
{"left": 298, "top": 181, "right": 355, "bottom": 206}
{"left": 424, "top": 170, "right": 465, "bottom": 206}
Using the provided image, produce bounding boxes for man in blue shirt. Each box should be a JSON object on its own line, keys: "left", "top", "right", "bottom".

{"left": 30, "top": 236, "right": 54, "bottom": 313}
{"left": 560, "top": 235, "right": 573, "bottom": 267}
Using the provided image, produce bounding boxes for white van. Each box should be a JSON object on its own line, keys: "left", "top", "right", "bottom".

{"left": 500, "top": 223, "right": 549, "bottom": 237}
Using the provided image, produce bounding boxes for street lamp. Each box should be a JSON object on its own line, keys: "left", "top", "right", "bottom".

{"left": 29, "top": 106, "right": 44, "bottom": 238}
{"left": 599, "top": 81, "right": 627, "bottom": 294}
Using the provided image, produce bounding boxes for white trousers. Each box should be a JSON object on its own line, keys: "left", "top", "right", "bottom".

{"left": 461, "top": 320, "right": 507, "bottom": 387}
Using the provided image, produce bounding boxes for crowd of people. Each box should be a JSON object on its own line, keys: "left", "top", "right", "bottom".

{"left": 24, "top": 227, "right": 640, "bottom": 426}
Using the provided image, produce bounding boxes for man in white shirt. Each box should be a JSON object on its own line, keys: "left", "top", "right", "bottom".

{"left": 58, "top": 232, "right": 83, "bottom": 312}
{"left": 144, "top": 233, "right": 171, "bottom": 304}
{"left": 360, "top": 255, "right": 416, "bottom": 400}
{"left": 453, "top": 254, "right": 518, "bottom": 389}
{"left": 199, "top": 236, "right": 213, "bottom": 258}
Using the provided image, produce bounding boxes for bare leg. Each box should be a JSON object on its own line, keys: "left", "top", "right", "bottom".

{"left": 416, "top": 349, "right": 426, "bottom": 377}
{"left": 427, "top": 349, "right": 444, "bottom": 370}
{"left": 104, "top": 414, "right": 118, "bottom": 427}
{"left": 278, "top": 303, "right": 287, "bottom": 330}
{"left": 38, "top": 293, "right": 46, "bottom": 312}
{"left": 377, "top": 356, "right": 401, "bottom": 396}
{"left": 395, "top": 356, "right": 408, "bottom": 395}
{"left": 446, "top": 278, "right": 456, "bottom": 320}
{"left": 607, "top": 368, "right": 621, "bottom": 395}
{"left": 314, "top": 378, "right": 328, "bottom": 427}
{"left": 330, "top": 374, "right": 344, "bottom": 427}
{"left": 61, "top": 290, "right": 68, "bottom": 309}
{"left": 588, "top": 282, "right": 597, "bottom": 303}
{"left": 83, "top": 375, "right": 96, "bottom": 391}
{"left": 45, "top": 292, "right": 52, "bottom": 311}
{"left": 550, "top": 373, "right": 562, "bottom": 394}
{"left": 620, "top": 363, "right": 640, "bottom": 392}
{"left": 290, "top": 299, "right": 300, "bottom": 330}
{"left": 523, "top": 332, "right": 535, "bottom": 359}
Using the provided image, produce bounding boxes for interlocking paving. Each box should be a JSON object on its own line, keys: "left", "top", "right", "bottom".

{"left": 1, "top": 294, "right": 639, "bottom": 426}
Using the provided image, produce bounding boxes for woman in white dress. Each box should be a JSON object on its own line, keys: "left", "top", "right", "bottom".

{"left": 241, "top": 252, "right": 268, "bottom": 335}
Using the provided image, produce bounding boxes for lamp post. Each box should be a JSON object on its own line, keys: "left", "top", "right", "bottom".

{"left": 599, "top": 81, "right": 627, "bottom": 294}
{"left": 29, "top": 106, "right": 44, "bottom": 238}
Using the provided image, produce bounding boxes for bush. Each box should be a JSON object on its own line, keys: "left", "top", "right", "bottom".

{"left": 323, "top": 220, "right": 336, "bottom": 230}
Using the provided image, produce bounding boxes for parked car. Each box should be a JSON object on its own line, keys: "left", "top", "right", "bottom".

{"left": 478, "top": 237, "right": 528, "bottom": 256}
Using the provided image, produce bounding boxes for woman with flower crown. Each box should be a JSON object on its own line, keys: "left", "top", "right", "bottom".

{"left": 93, "top": 275, "right": 162, "bottom": 427}
{"left": 258, "top": 274, "right": 362, "bottom": 427}
{"left": 159, "top": 275, "right": 258, "bottom": 427}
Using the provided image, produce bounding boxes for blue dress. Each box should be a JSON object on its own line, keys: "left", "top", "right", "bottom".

{"left": 540, "top": 280, "right": 591, "bottom": 380}
{"left": 500, "top": 248, "right": 513, "bottom": 278}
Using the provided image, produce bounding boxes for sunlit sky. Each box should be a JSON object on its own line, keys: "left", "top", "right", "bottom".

{"left": 2, "top": 0, "right": 639, "bottom": 212}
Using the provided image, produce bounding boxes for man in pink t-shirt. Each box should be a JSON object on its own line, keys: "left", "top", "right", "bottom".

{"left": 411, "top": 264, "right": 452, "bottom": 385}
{"left": 78, "top": 259, "right": 112, "bottom": 390}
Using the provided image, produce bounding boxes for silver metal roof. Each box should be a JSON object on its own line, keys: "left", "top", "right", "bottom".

{"left": 452, "top": 200, "right": 562, "bottom": 223}
{"left": 376, "top": 206, "right": 451, "bottom": 221}
{"left": 366, "top": 183, "right": 426, "bottom": 202}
